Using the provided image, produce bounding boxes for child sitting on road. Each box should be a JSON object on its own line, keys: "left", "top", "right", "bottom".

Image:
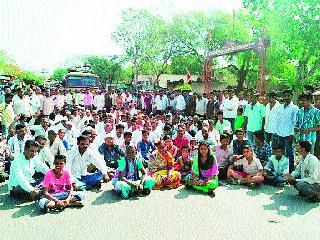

{"left": 174, "top": 145, "right": 193, "bottom": 182}
{"left": 39, "top": 155, "right": 84, "bottom": 213}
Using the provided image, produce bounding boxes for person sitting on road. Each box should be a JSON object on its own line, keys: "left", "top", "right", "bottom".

{"left": 137, "top": 130, "right": 155, "bottom": 167}
{"left": 8, "top": 140, "right": 49, "bottom": 201}
{"left": 66, "top": 135, "right": 110, "bottom": 190}
{"left": 285, "top": 140, "right": 320, "bottom": 202}
{"left": 174, "top": 145, "right": 193, "bottom": 183}
{"left": 112, "top": 145, "right": 156, "bottom": 199}
{"left": 148, "top": 140, "right": 181, "bottom": 190}
{"left": 39, "top": 155, "right": 85, "bottom": 213}
{"left": 185, "top": 141, "right": 218, "bottom": 196}
{"left": 213, "top": 134, "right": 233, "bottom": 179}
{"left": 98, "top": 134, "right": 125, "bottom": 171}
{"left": 227, "top": 145, "right": 264, "bottom": 189}
{"left": 262, "top": 145, "right": 289, "bottom": 187}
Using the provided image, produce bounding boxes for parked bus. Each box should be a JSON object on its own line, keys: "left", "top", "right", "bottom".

{"left": 64, "top": 72, "right": 99, "bottom": 89}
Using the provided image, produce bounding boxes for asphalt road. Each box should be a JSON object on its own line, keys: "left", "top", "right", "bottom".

{"left": 1, "top": 182, "right": 319, "bottom": 240}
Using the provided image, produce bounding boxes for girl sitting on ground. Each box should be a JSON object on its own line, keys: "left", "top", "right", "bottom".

{"left": 227, "top": 145, "right": 264, "bottom": 189}
{"left": 185, "top": 141, "right": 218, "bottom": 196}
{"left": 174, "top": 145, "right": 193, "bottom": 182}
{"left": 112, "top": 145, "right": 156, "bottom": 199}
{"left": 39, "top": 155, "right": 84, "bottom": 213}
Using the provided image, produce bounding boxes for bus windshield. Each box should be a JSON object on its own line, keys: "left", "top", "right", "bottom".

{"left": 65, "top": 74, "right": 99, "bottom": 89}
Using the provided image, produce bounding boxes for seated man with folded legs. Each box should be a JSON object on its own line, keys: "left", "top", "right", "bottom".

{"left": 263, "top": 145, "right": 289, "bottom": 187}
{"left": 285, "top": 140, "right": 320, "bottom": 202}
{"left": 66, "top": 135, "right": 110, "bottom": 190}
{"left": 227, "top": 145, "right": 264, "bottom": 189}
{"left": 8, "top": 140, "right": 49, "bottom": 201}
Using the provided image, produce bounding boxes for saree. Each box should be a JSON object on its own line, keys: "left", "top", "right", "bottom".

{"left": 186, "top": 154, "right": 219, "bottom": 193}
{"left": 148, "top": 151, "right": 181, "bottom": 190}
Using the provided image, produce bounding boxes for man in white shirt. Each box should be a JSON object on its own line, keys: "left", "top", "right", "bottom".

{"left": 12, "top": 88, "right": 32, "bottom": 117}
{"left": 66, "top": 135, "right": 110, "bottom": 190}
{"left": 27, "top": 88, "right": 41, "bottom": 115}
{"left": 175, "top": 93, "right": 186, "bottom": 114}
{"left": 35, "top": 135, "right": 54, "bottom": 168}
{"left": 94, "top": 91, "right": 105, "bottom": 111}
{"left": 286, "top": 140, "right": 320, "bottom": 202}
{"left": 274, "top": 89, "right": 299, "bottom": 173}
{"left": 264, "top": 91, "right": 280, "bottom": 145}
{"left": 8, "top": 124, "right": 32, "bottom": 157}
{"left": 220, "top": 89, "right": 239, "bottom": 130}
{"left": 30, "top": 117, "right": 50, "bottom": 138}
{"left": 195, "top": 93, "right": 208, "bottom": 117}
{"left": 8, "top": 140, "right": 49, "bottom": 200}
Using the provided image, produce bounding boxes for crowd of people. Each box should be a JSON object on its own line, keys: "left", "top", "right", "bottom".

{"left": 1, "top": 84, "right": 320, "bottom": 213}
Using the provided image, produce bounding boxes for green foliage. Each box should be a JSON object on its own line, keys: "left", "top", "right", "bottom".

{"left": 52, "top": 68, "right": 68, "bottom": 81}
{"left": 0, "top": 50, "right": 23, "bottom": 77}
{"left": 19, "top": 70, "right": 45, "bottom": 84}
{"left": 170, "top": 55, "right": 203, "bottom": 75}
{"left": 83, "top": 55, "right": 131, "bottom": 86}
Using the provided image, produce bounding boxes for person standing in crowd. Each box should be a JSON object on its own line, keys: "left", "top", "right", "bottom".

{"left": 0, "top": 93, "right": 15, "bottom": 138}
{"left": 264, "top": 92, "right": 280, "bottom": 146}
{"left": 175, "top": 92, "right": 186, "bottom": 114}
{"left": 286, "top": 140, "right": 320, "bottom": 202}
{"left": 206, "top": 92, "right": 215, "bottom": 119}
{"left": 12, "top": 88, "right": 31, "bottom": 118}
{"left": 220, "top": 89, "right": 239, "bottom": 130}
{"left": 195, "top": 93, "right": 208, "bottom": 118}
{"left": 274, "top": 89, "right": 298, "bottom": 173}
{"left": 83, "top": 89, "right": 94, "bottom": 110}
{"left": 295, "top": 92, "right": 320, "bottom": 154}
{"left": 41, "top": 90, "right": 54, "bottom": 117}
{"left": 243, "top": 92, "right": 265, "bottom": 144}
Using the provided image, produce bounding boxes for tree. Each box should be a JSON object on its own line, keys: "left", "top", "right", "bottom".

{"left": 243, "top": 0, "right": 320, "bottom": 91}
{"left": 0, "top": 50, "right": 23, "bottom": 77}
{"left": 112, "top": 9, "right": 161, "bottom": 84}
{"left": 83, "top": 55, "right": 130, "bottom": 87}
{"left": 52, "top": 68, "right": 68, "bottom": 81}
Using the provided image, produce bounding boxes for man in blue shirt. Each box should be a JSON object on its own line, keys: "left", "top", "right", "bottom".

{"left": 137, "top": 130, "right": 155, "bottom": 167}
{"left": 98, "top": 134, "right": 125, "bottom": 171}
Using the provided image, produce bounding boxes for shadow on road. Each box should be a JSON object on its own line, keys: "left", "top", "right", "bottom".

{"left": 91, "top": 189, "right": 121, "bottom": 205}
{"left": 174, "top": 187, "right": 210, "bottom": 199}
{"left": 0, "top": 183, "right": 42, "bottom": 218}
{"left": 261, "top": 186, "right": 319, "bottom": 217}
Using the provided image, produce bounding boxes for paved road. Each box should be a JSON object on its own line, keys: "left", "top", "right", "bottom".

{"left": 1, "top": 182, "right": 319, "bottom": 240}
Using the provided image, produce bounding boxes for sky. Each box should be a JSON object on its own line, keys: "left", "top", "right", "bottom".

{"left": 0, "top": 0, "right": 242, "bottom": 73}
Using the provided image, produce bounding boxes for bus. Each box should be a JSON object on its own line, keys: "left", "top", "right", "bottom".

{"left": 64, "top": 72, "right": 99, "bottom": 89}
